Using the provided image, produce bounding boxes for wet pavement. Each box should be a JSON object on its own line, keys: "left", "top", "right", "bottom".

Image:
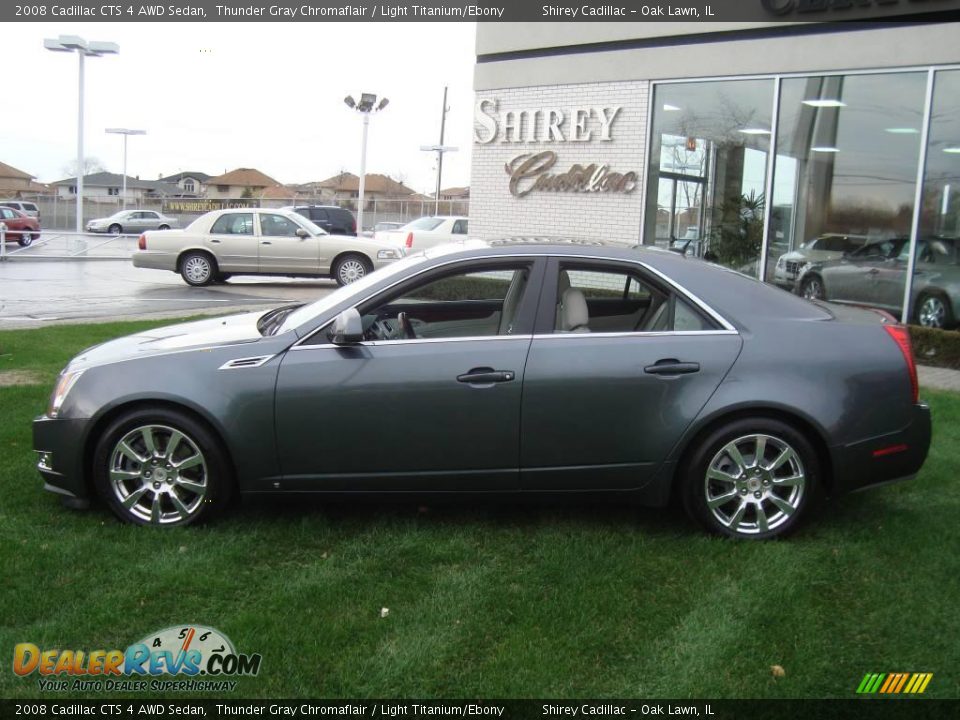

{"left": 0, "top": 257, "right": 337, "bottom": 328}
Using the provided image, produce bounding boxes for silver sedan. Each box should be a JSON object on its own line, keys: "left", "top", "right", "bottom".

{"left": 132, "top": 208, "right": 404, "bottom": 286}
{"left": 86, "top": 209, "right": 178, "bottom": 234}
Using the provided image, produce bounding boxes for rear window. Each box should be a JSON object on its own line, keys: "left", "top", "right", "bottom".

{"left": 23, "top": 203, "right": 38, "bottom": 212}
{"left": 404, "top": 217, "right": 444, "bottom": 231}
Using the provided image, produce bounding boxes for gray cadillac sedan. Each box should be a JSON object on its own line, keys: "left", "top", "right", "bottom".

{"left": 33, "top": 241, "right": 931, "bottom": 539}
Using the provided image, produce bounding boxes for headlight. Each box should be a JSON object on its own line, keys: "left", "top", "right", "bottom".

{"left": 48, "top": 369, "right": 84, "bottom": 418}
{"left": 378, "top": 248, "right": 402, "bottom": 259}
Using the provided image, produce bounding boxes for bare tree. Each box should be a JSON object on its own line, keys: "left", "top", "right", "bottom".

{"left": 62, "top": 157, "right": 107, "bottom": 177}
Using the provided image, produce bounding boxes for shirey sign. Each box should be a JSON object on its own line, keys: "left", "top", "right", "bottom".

{"left": 474, "top": 98, "right": 639, "bottom": 198}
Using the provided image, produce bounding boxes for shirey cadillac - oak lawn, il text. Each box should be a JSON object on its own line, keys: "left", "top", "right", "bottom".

{"left": 33, "top": 241, "right": 930, "bottom": 539}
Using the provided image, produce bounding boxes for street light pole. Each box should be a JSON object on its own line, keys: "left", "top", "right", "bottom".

{"left": 44, "top": 35, "right": 119, "bottom": 233}
{"left": 106, "top": 129, "right": 147, "bottom": 210}
{"left": 344, "top": 93, "right": 389, "bottom": 235}
{"left": 420, "top": 86, "right": 457, "bottom": 216}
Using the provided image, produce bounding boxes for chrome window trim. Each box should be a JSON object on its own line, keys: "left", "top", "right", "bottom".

{"left": 292, "top": 251, "right": 739, "bottom": 349}
{"left": 532, "top": 330, "right": 738, "bottom": 340}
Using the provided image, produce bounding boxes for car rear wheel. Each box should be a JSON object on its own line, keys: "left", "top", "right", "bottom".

{"left": 916, "top": 292, "right": 953, "bottom": 329}
{"left": 800, "top": 275, "right": 825, "bottom": 301}
{"left": 180, "top": 252, "right": 217, "bottom": 286}
{"left": 18, "top": 231, "right": 33, "bottom": 247}
{"left": 108, "top": 223, "right": 122, "bottom": 235}
{"left": 682, "top": 418, "right": 820, "bottom": 539}
{"left": 333, "top": 254, "right": 371, "bottom": 286}
{"left": 92, "top": 408, "right": 233, "bottom": 526}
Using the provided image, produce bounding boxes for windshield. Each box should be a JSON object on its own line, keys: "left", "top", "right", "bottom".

{"left": 277, "top": 253, "right": 431, "bottom": 334}
{"left": 291, "top": 214, "right": 325, "bottom": 235}
{"left": 403, "top": 217, "right": 444, "bottom": 232}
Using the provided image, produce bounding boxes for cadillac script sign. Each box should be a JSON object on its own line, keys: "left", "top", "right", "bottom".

{"left": 475, "top": 98, "right": 639, "bottom": 198}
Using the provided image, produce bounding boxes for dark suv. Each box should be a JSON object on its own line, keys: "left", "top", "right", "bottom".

{"left": 286, "top": 205, "right": 356, "bottom": 235}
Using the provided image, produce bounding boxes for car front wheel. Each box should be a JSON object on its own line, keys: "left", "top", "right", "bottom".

{"left": 333, "top": 254, "right": 372, "bottom": 286}
{"left": 683, "top": 418, "right": 820, "bottom": 539}
{"left": 108, "top": 223, "right": 123, "bottom": 235}
{"left": 93, "top": 409, "right": 232, "bottom": 526}
{"left": 916, "top": 292, "right": 953, "bottom": 329}
{"left": 800, "top": 276, "right": 825, "bottom": 301}
{"left": 18, "top": 231, "right": 33, "bottom": 247}
{"left": 180, "top": 252, "right": 217, "bottom": 286}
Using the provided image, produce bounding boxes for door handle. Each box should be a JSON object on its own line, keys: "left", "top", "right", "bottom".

{"left": 644, "top": 359, "right": 700, "bottom": 376}
{"left": 457, "top": 367, "right": 515, "bottom": 384}
{"left": 210, "top": 239, "right": 221, "bottom": 244}
{"left": 261, "top": 241, "right": 272, "bottom": 245}
{"left": 868, "top": 268, "right": 879, "bottom": 275}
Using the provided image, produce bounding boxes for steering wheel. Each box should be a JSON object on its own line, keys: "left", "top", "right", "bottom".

{"left": 397, "top": 311, "right": 417, "bottom": 339}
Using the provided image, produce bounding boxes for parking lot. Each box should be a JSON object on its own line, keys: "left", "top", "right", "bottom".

{"left": 0, "top": 234, "right": 336, "bottom": 328}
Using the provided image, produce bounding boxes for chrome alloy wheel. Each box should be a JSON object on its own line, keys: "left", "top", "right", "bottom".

{"left": 183, "top": 255, "right": 212, "bottom": 284}
{"left": 338, "top": 258, "right": 366, "bottom": 284}
{"left": 108, "top": 424, "right": 208, "bottom": 525}
{"left": 704, "top": 433, "right": 806, "bottom": 536}
{"left": 802, "top": 278, "right": 824, "bottom": 301}
{"left": 918, "top": 295, "right": 947, "bottom": 328}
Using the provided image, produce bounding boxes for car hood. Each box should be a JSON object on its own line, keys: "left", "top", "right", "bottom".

{"left": 68, "top": 311, "right": 267, "bottom": 370}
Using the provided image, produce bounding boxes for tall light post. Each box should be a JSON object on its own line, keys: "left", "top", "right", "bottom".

{"left": 344, "top": 93, "right": 389, "bottom": 234}
{"left": 420, "top": 86, "right": 459, "bottom": 215}
{"left": 105, "top": 128, "right": 146, "bottom": 210}
{"left": 44, "top": 35, "right": 119, "bottom": 233}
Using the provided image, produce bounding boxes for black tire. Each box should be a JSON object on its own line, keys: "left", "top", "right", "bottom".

{"left": 681, "top": 417, "right": 821, "bottom": 540}
{"left": 17, "top": 231, "right": 34, "bottom": 247}
{"left": 914, "top": 291, "right": 953, "bottom": 329}
{"left": 158, "top": 224, "right": 171, "bottom": 231}
{"left": 800, "top": 275, "right": 825, "bottom": 301}
{"left": 214, "top": 272, "right": 232, "bottom": 284}
{"left": 179, "top": 251, "right": 217, "bottom": 287}
{"left": 92, "top": 408, "right": 233, "bottom": 527}
{"left": 108, "top": 223, "right": 123, "bottom": 235}
{"left": 333, "top": 253, "right": 372, "bottom": 287}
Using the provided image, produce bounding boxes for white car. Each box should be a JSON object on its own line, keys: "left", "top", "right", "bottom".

{"left": 133, "top": 208, "right": 404, "bottom": 286}
{"left": 375, "top": 215, "right": 469, "bottom": 251}
{"left": 773, "top": 234, "right": 868, "bottom": 290}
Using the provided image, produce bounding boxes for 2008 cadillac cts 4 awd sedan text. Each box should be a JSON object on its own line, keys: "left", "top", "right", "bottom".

{"left": 33, "top": 241, "right": 931, "bottom": 539}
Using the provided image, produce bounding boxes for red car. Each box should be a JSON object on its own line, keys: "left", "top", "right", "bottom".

{"left": 0, "top": 206, "right": 39, "bottom": 247}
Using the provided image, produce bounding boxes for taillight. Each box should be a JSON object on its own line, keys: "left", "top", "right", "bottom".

{"left": 884, "top": 324, "right": 918, "bottom": 404}
{"left": 351, "top": 219, "right": 357, "bottom": 234}
{"left": 405, "top": 232, "right": 413, "bottom": 248}
{"left": 138, "top": 234, "right": 146, "bottom": 250}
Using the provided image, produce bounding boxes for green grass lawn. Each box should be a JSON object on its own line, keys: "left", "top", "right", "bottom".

{"left": 1, "top": 321, "right": 958, "bottom": 700}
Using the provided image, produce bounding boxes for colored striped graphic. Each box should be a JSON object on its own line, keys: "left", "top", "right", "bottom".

{"left": 856, "top": 672, "right": 933, "bottom": 694}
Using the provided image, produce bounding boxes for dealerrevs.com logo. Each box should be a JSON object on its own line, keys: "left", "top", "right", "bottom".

{"left": 13, "top": 625, "right": 261, "bottom": 692}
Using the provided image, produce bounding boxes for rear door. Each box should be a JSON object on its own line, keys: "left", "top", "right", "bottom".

{"left": 205, "top": 212, "right": 257, "bottom": 271}
{"left": 519, "top": 257, "right": 742, "bottom": 491}
{"left": 308, "top": 208, "right": 332, "bottom": 232}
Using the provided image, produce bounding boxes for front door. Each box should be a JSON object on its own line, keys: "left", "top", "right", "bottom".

{"left": 257, "top": 212, "right": 320, "bottom": 275}
{"left": 272, "top": 258, "right": 544, "bottom": 492}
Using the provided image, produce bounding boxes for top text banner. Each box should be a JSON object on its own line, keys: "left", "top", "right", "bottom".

{"left": 6, "top": 0, "right": 960, "bottom": 23}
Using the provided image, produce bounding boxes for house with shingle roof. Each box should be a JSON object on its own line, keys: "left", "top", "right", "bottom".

{"left": 312, "top": 172, "right": 418, "bottom": 208}
{"left": 205, "top": 168, "right": 281, "bottom": 198}
{"left": 51, "top": 172, "right": 178, "bottom": 202}
{"left": 159, "top": 171, "right": 212, "bottom": 197}
{"left": 0, "top": 161, "right": 49, "bottom": 197}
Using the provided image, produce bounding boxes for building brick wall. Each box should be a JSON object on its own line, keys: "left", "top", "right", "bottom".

{"left": 470, "top": 79, "right": 649, "bottom": 245}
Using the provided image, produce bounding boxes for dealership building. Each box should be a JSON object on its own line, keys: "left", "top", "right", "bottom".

{"left": 469, "top": 14, "right": 960, "bottom": 320}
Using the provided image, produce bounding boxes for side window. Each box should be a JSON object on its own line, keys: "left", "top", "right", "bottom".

{"left": 24, "top": 204, "right": 38, "bottom": 213}
{"left": 210, "top": 213, "right": 254, "bottom": 235}
{"left": 310, "top": 209, "right": 329, "bottom": 223}
{"left": 553, "top": 264, "right": 715, "bottom": 334}
{"left": 260, "top": 214, "right": 301, "bottom": 237}
{"left": 0, "top": 208, "right": 14, "bottom": 219}
{"left": 452, "top": 219, "right": 468, "bottom": 234}
{"left": 345, "top": 264, "right": 532, "bottom": 342}
{"left": 144, "top": 211, "right": 159, "bottom": 219}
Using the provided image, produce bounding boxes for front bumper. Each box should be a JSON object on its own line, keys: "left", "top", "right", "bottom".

{"left": 33, "top": 415, "right": 91, "bottom": 501}
{"left": 830, "top": 402, "right": 932, "bottom": 495}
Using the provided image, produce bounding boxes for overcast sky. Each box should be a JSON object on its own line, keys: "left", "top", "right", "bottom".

{"left": 3, "top": 22, "right": 477, "bottom": 192}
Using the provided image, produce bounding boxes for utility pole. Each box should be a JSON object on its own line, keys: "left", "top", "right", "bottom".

{"left": 420, "top": 86, "right": 458, "bottom": 216}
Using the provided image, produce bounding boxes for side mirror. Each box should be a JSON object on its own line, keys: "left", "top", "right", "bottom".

{"left": 295, "top": 228, "right": 309, "bottom": 239}
{"left": 330, "top": 308, "right": 364, "bottom": 345}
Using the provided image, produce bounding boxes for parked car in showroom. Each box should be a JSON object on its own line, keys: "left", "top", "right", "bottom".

{"left": 0, "top": 206, "right": 40, "bottom": 246}
{"left": 132, "top": 207, "right": 403, "bottom": 286}
{"left": 797, "top": 236, "right": 959, "bottom": 328}
{"left": 773, "top": 234, "right": 868, "bottom": 290}
{"left": 375, "top": 215, "right": 468, "bottom": 250}
{"left": 284, "top": 205, "right": 356, "bottom": 235}
{"left": 35, "top": 241, "right": 930, "bottom": 539}
{"left": 86, "top": 209, "right": 178, "bottom": 234}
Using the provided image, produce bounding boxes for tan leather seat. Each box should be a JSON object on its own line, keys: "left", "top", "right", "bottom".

{"left": 559, "top": 288, "right": 590, "bottom": 333}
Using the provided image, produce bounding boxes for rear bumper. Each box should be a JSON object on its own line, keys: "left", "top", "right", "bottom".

{"left": 33, "top": 415, "right": 90, "bottom": 501}
{"left": 830, "top": 402, "right": 932, "bottom": 495}
{"left": 132, "top": 250, "right": 176, "bottom": 271}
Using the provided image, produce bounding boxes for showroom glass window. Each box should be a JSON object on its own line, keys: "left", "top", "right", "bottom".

{"left": 764, "top": 71, "right": 927, "bottom": 313}
{"left": 644, "top": 79, "right": 774, "bottom": 276}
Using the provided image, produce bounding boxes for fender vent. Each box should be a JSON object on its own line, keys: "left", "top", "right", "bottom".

{"left": 218, "top": 355, "right": 275, "bottom": 370}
